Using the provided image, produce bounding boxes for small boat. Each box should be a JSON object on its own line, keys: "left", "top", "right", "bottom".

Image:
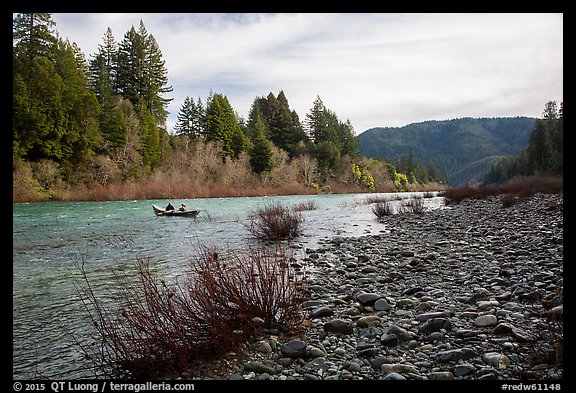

{"left": 152, "top": 204, "right": 200, "bottom": 218}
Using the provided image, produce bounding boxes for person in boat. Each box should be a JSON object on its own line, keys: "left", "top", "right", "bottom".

{"left": 179, "top": 203, "right": 187, "bottom": 211}
{"left": 166, "top": 202, "right": 175, "bottom": 211}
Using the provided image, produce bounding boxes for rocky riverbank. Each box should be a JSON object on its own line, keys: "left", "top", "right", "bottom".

{"left": 205, "top": 193, "right": 564, "bottom": 381}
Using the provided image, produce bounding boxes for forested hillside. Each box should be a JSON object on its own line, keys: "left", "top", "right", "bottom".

{"left": 13, "top": 13, "right": 446, "bottom": 202}
{"left": 357, "top": 117, "right": 536, "bottom": 185}
{"left": 483, "top": 101, "right": 563, "bottom": 184}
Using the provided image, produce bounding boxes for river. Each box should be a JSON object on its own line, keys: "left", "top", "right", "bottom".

{"left": 12, "top": 192, "right": 444, "bottom": 379}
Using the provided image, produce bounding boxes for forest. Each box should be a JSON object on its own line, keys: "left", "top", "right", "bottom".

{"left": 483, "top": 101, "right": 563, "bottom": 184}
{"left": 357, "top": 117, "right": 537, "bottom": 186}
{"left": 12, "top": 13, "right": 446, "bottom": 202}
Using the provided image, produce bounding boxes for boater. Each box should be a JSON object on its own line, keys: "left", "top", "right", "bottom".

{"left": 179, "top": 203, "right": 186, "bottom": 211}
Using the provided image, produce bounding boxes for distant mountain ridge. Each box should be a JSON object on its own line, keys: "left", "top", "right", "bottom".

{"left": 356, "top": 117, "right": 536, "bottom": 186}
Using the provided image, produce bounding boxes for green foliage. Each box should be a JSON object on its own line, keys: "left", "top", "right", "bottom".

{"left": 13, "top": 13, "right": 437, "bottom": 200}
{"left": 358, "top": 117, "right": 536, "bottom": 185}
{"left": 395, "top": 172, "right": 409, "bottom": 190}
{"left": 303, "top": 96, "right": 357, "bottom": 173}
{"left": 249, "top": 117, "right": 275, "bottom": 174}
{"left": 13, "top": 13, "right": 56, "bottom": 61}
{"left": 484, "top": 101, "right": 563, "bottom": 184}
{"left": 204, "top": 93, "right": 246, "bottom": 159}
{"left": 351, "top": 163, "right": 375, "bottom": 191}
{"left": 247, "top": 91, "right": 309, "bottom": 156}
{"left": 139, "top": 104, "right": 162, "bottom": 172}
{"left": 174, "top": 96, "right": 204, "bottom": 139}
{"left": 115, "top": 21, "right": 173, "bottom": 123}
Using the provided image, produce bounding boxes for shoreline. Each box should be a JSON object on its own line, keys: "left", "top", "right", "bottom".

{"left": 194, "top": 193, "right": 563, "bottom": 381}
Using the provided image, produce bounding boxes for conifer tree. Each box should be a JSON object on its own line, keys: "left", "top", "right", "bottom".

{"left": 174, "top": 96, "right": 204, "bottom": 139}
{"left": 116, "top": 20, "right": 172, "bottom": 124}
{"left": 305, "top": 95, "right": 327, "bottom": 144}
{"left": 204, "top": 93, "right": 246, "bottom": 159}
{"left": 250, "top": 125, "right": 275, "bottom": 174}
{"left": 13, "top": 13, "right": 56, "bottom": 62}
{"left": 89, "top": 27, "right": 118, "bottom": 101}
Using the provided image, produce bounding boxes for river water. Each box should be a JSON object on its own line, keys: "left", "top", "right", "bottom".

{"left": 12, "top": 192, "right": 444, "bottom": 379}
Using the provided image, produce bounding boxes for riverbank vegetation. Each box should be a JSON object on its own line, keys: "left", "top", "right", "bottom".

{"left": 75, "top": 243, "right": 308, "bottom": 379}
{"left": 12, "top": 13, "right": 445, "bottom": 203}
{"left": 483, "top": 101, "right": 563, "bottom": 184}
{"left": 442, "top": 175, "right": 563, "bottom": 204}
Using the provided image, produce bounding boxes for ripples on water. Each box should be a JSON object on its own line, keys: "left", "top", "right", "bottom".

{"left": 13, "top": 192, "right": 444, "bottom": 379}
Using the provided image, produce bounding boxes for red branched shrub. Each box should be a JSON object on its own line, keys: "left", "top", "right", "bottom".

{"left": 372, "top": 201, "right": 393, "bottom": 218}
{"left": 246, "top": 203, "right": 304, "bottom": 241}
{"left": 74, "top": 243, "right": 308, "bottom": 379}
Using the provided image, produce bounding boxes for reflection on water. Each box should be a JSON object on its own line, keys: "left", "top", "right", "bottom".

{"left": 13, "top": 192, "right": 444, "bottom": 379}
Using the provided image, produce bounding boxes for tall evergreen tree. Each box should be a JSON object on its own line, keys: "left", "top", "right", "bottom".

{"left": 247, "top": 98, "right": 268, "bottom": 141}
{"left": 174, "top": 96, "right": 204, "bottom": 139}
{"left": 13, "top": 13, "right": 101, "bottom": 165}
{"left": 13, "top": 13, "right": 56, "bottom": 62}
{"left": 89, "top": 27, "right": 118, "bottom": 101}
{"left": 484, "top": 101, "right": 563, "bottom": 184}
{"left": 89, "top": 27, "right": 125, "bottom": 153}
{"left": 52, "top": 38, "right": 101, "bottom": 164}
{"left": 204, "top": 93, "right": 246, "bottom": 159}
{"left": 305, "top": 95, "right": 327, "bottom": 144}
{"left": 250, "top": 119, "right": 275, "bottom": 174}
{"left": 139, "top": 103, "right": 162, "bottom": 172}
{"left": 338, "top": 119, "right": 358, "bottom": 157}
{"left": 116, "top": 20, "right": 172, "bottom": 124}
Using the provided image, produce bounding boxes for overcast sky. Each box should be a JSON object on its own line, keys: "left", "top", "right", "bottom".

{"left": 49, "top": 13, "right": 563, "bottom": 134}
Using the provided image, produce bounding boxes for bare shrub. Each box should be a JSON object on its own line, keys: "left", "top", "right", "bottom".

{"left": 293, "top": 200, "right": 318, "bottom": 212}
{"left": 440, "top": 185, "right": 482, "bottom": 203}
{"left": 74, "top": 244, "right": 307, "bottom": 379}
{"left": 364, "top": 195, "right": 389, "bottom": 204}
{"left": 246, "top": 203, "right": 304, "bottom": 241}
{"left": 372, "top": 201, "right": 393, "bottom": 218}
{"left": 440, "top": 175, "right": 563, "bottom": 204}
{"left": 191, "top": 245, "right": 308, "bottom": 332}
{"left": 398, "top": 196, "right": 426, "bottom": 214}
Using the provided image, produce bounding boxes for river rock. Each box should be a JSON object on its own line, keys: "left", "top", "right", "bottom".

{"left": 324, "top": 319, "right": 354, "bottom": 335}
{"left": 243, "top": 361, "right": 277, "bottom": 375}
{"left": 308, "top": 306, "right": 334, "bottom": 319}
{"left": 418, "top": 317, "right": 452, "bottom": 334}
{"left": 280, "top": 339, "right": 307, "bottom": 358}
{"left": 374, "top": 298, "right": 391, "bottom": 311}
{"left": 386, "top": 325, "right": 414, "bottom": 342}
{"left": 221, "top": 194, "right": 563, "bottom": 381}
{"left": 493, "top": 323, "right": 513, "bottom": 335}
{"left": 474, "top": 314, "right": 498, "bottom": 327}
{"left": 355, "top": 292, "right": 381, "bottom": 306}
{"left": 253, "top": 340, "right": 273, "bottom": 354}
{"left": 357, "top": 315, "right": 382, "bottom": 327}
{"left": 434, "top": 348, "right": 478, "bottom": 363}
{"left": 482, "top": 352, "right": 511, "bottom": 369}
{"left": 453, "top": 363, "right": 476, "bottom": 377}
{"left": 415, "top": 311, "right": 452, "bottom": 321}
{"left": 380, "top": 333, "right": 399, "bottom": 347}
{"left": 429, "top": 371, "right": 455, "bottom": 380}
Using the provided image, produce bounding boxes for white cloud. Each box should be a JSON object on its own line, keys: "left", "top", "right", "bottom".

{"left": 49, "top": 12, "right": 563, "bottom": 133}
